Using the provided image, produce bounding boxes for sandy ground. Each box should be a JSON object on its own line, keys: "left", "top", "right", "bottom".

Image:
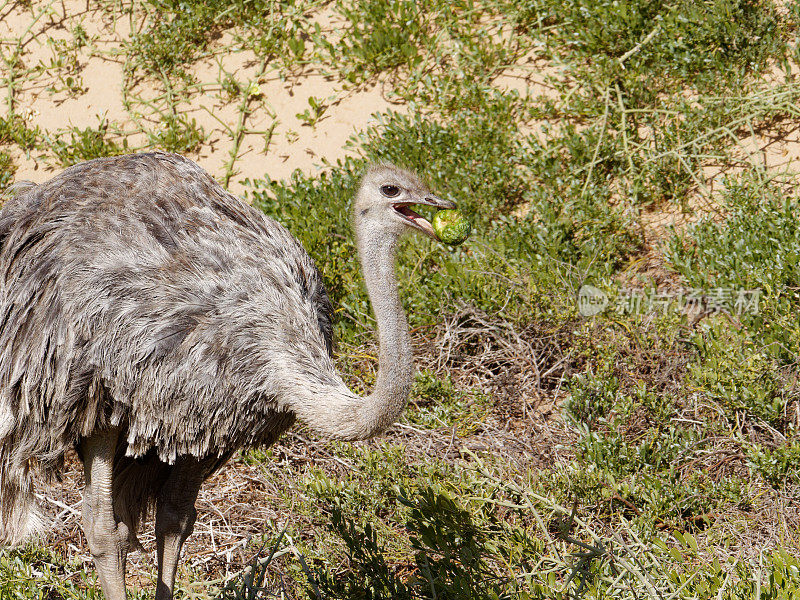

{"left": 0, "top": 0, "right": 404, "bottom": 194}
{"left": 643, "top": 114, "right": 800, "bottom": 240}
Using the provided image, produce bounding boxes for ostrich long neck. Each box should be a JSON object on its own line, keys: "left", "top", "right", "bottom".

{"left": 282, "top": 226, "right": 413, "bottom": 441}
{"left": 359, "top": 232, "right": 414, "bottom": 420}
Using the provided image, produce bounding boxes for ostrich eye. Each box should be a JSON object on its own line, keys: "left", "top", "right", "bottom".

{"left": 380, "top": 184, "right": 400, "bottom": 198}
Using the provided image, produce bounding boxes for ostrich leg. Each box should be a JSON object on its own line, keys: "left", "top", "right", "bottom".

{"left": 82, "top": 428, "right": 129, "bottom": 600}
{"left": 154, "top": 456, "right": 204, "bottom": 600}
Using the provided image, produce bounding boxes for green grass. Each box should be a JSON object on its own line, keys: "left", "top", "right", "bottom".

{"left": 125, "top": 0, "right": 312, "bottom": 78}
{"left": 0, "top": 151, "right": 15, "bottom": 191}
{"left": 666, "top": 174, "right": 800, "bottom": 291}
{"left": 3, "top": 0, "right": 800, "bottom": 598}
{"left": 320, "top": 0, "right": 428, "bottom": 83}
{"left": 49, "top": 119, "right": 126, "bottom": 166}
{"left": 0, "top": 547, "right": 104, "bottom": 599}
{"left": 512, "top": 0, "right": 787, "bottom": 95}
{"left": 146, "top": 113, "right": 205, "bottom": 154}
{"left": 0, "top": 115, "right": 40, "bottom": 150}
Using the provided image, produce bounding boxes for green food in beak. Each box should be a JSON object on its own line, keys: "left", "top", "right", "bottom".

{"left": 432, "top": 209, "right": 471, "bottom": 245}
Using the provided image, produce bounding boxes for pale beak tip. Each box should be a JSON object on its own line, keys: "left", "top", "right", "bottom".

{"left": 426, "top": 195, "right": 456, "bottom": 210}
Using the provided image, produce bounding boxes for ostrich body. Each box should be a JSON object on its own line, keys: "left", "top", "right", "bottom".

{"left": 0, "top": 152, "right": 454, "bottom": 599}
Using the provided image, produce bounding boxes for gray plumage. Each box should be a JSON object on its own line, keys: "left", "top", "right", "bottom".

{"left": 0, "top": 152, "right": 454, "bottom": 599}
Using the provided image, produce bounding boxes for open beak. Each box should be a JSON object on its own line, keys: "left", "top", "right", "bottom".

{"left": 393, "top": 194, "right": 457, "bottom": 240}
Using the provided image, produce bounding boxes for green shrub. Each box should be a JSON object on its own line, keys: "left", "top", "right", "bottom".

{"left": 746, "top": 440, "right": 800, "bottom": 488}
{"left": 148, "top": 113, "right": 205, "bottom": 153}
{"left": 513, "top": 0, "right": 786, "bottom": 96}
{"left": 666, "top": 176, "right": 800, "bottom": 291}
{"left": 689, "top": 322, "right": 788, "bottom": 425}
{"left": 129, "top": 0, "right": 309, "bottom": 76}
{"left": 0, "top": 151, "right": 15, "bottom": 191}
{"left": 50, "top": 119, "right": 124, "bottom": 166}
{"left": 323, "top": 0, "right": 428, "bottom": 83}
{"left": 0, "top": 115, "right": 39, "bottom": 150}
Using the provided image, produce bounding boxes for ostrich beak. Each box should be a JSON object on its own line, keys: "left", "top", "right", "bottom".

{"left": 425, "top": 194, "right": 456, "bottom": 210}
{"left": 393, "top": 194, "right": 457, "bottom": 240}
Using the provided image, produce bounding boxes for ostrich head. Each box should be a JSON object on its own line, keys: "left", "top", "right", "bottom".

{"left": 354, "top": 163, "right": 455, "bottom": 243}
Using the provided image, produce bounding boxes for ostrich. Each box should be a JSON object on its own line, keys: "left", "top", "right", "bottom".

{"left": 0, "top": 152, "right": 455, "bottom": 599}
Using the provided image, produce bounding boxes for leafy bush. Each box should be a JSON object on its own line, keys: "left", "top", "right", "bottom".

{"left": 666, "top": 176, "right": 800, "bottom": 291}
{"left": 128, "top": 0, "right": 308, "bottom": 76}
{"left": 688, "top": 322, "right": 788, "bottom": 425}
{"left": 746, "top": 440, "right": 800, "bottom": 488}
{"left": 513, "top": 0, "right": 786, "bottom": 96}
{"left": 0, "top": 152, "right": 15, "bottom": 191}
{"left": 565, "top": 369, "right": 620, "bottom": 427}
{"left": 50, "top": 119, "right": 124, "bottom": 166}
{"left": 147, "top": 113, "right": 205, "bottom": 153}
{"left": 323, "top": 0, "right": 428, "bottom": 82}
{"left": 0, "top": 115, "right": 39, "bottom": 150}
{"left": 306, "top": 478, "right": 540, "bottom": 599}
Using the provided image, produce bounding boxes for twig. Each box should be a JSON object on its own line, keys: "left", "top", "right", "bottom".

{"left": 618, "top": 24, "right": 661, "bottom": 68}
